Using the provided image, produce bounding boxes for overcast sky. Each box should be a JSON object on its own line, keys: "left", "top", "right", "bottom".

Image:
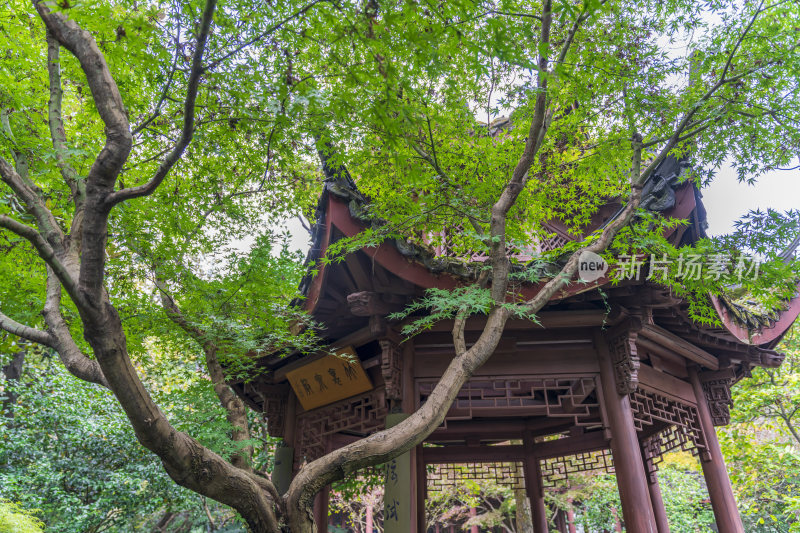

{"left": 702, "top": 166, "right": 799, "bottom": 237}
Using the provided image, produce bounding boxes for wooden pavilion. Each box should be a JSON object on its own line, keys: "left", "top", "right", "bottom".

{"left": 231, "top": 157, "right": 800, "bottom": 533}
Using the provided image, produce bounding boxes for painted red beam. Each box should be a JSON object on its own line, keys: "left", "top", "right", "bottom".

{"left": 422, "top": 445, "right": 525, "bottom": 464}
{"left": 639, "top": 324, "right": 719, "bottom": 370}
{"left": 422, "top": 430, "right": 610, "bottom": 464}
{"left": 325, "top": 195, "right": 610, "bottom": 304}
{"left": 428, "top": 418, "right": 575, "bottom": 442}
{"left": 534, "top": 430, "right": 609, "bottom": 460}
{"left": 423, "top": 310, "right": 611, "bottom": 331}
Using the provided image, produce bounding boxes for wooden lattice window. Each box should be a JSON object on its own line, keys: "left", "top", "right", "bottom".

{"left": 426, "top": 462, "right": 526, "bottom": 492}
{"left": 540, "top": 449, "right": 615, "bottom": 487}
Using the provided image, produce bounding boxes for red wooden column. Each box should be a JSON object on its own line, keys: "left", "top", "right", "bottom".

{"left": 688, "top": 365, "right": 745, "bottom": 533}
{"left": 314, "top": 436, "right": 332, "bottom": 531}
{"left": 415, "top": 445, "right": 427, "bottom": 533}
{"left": 566, "top": 500, "right": 577, "bottom": 533}
{"left": 639, "top": 440, "right": 670, "bottom": 533}
{"left": 523, "top": 435, "right": 549, "bottom": 533}
{"left": 612, "top": 509, "right": 623, "bottom": 532}
{"left": 642, "top": 454, "right": 671, "bottom": 533}
{"left": 313, "top": 486, "right": 330, "bottom": 532}
{"left": 594, "top": 330, "right": 658, "bottom": 533}
{"left": 469, "top": 507, "right": 478, "bottom": 533}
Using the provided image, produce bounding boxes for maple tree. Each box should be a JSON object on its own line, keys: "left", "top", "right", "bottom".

{"left": 1, "top": 0, "right": 799, "bottom": 531}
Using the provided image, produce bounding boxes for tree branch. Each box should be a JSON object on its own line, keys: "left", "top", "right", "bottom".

{"left": 488, "top": 0, "right": 552, "bottom": 304}
{"left": 0, "top": 155, "right": 66, "bottom": 250}
{"left": 488, "top": 9, "right": 541, "bottom": 21}
{"left": 155, "top": 275, "right": 254, "bottom": 471}
{"left": 719, "top": 0, "right": 764, "bottom": 83}
{"left": 205, "top": 0, "right": 326, "bottom": 71}
{"left": 0, "top": 310, "right": 54, "bottom": 347}
{"left": 29, "top": 4, "right": 283, "bottom": 529}
{"left": 46, "top": 31, "right": 87, "bottom": 253}
{"left": 452, "top": 307, "right": 468, "bottom": 357}
{"left": 35, "top": 1, "right": 132, "bottom": 192}
{"left": 35, "top": 1, "right": 135, "bottom": 308}
{"left": 1, "top": 109, "right": 30, "bottom": 180}
{"left": 0, "top": 273, "right": 107, "bottom": 388}
{"left": 554, "top": 0, "right": 607, "bottom": 69}
{"left": 42, "top": 267, "right": 109, "bottom": 388}
{"left": 46, "top": 31, "right": 83, "bottom": 201}
{"left": 0, "top": 214, "right": 83, "bottom": 306}
{"left": 104, "top": 0, "right": 217, "bottom": 206}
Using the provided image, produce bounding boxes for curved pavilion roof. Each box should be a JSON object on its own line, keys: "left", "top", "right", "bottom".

{"left": 235, "top": 154, "right": 798, "bottom": 413}
{"left": 298, "top": 154, "right": 798, "bottom": 345}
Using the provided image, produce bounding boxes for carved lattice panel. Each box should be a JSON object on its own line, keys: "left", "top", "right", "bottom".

{"left": 630, "top": 388, "right": 708, "bottom": 462}
{"left": 540, "top": 449, "right": 615, "bottom": 487}
{"left": 249, "top": 383, "right": 290, "bottom": 439}
{"left": 262, "top": 392, "right": 287, "bottom": 439}
{"left": 295, "top": 389, "right": 388, "bottom": 462}
{"left": 431, "top": 225, "right": 534, "bottom": 261}
{"left": 539, "top": 233, "right": 571, "bottom": 252}
{"left": 426, "top": 462, "right": 526, "bottom": 492}
{"left": 418, "top": 377, "right": 600, "bottom": 427}
{"left": 641, "top": 425, "right": 704, "bottom": 481}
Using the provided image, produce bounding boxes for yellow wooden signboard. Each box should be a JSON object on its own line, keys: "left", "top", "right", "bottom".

{"left": 286, "top": 347, "right": 373, "bottom": 411}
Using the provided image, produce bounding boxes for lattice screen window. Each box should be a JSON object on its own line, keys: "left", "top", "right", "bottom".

{"left": 295, "top": 390, "right": 388, "bottom": 462}
{"left": 538, "top": 232, "right": 571, "bottom": 252}
{"left": 426, "top": 462, "right": 526, "bottom": 492}
{"left": 641, "top": 425, "right": 707, "bottom": 479}
{"left": 430, "top": 224, "right": 536, "bottom": 261}
{"left": 540, "top": 449, "right": 615, "bottom": 487}
{"left": 418, "top": 377, "right": 601, "bottom": 428}
{"left": 630, "top": 389, "right": 706, "bottom": 453}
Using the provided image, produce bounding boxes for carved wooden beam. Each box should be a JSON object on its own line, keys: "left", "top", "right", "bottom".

{"left": 347, "top": 291, "right": 391, "bottom": 317}
{"left": 699, "top": 368, "right": 735, "bottom": 426}
{"left": 606, "top": 320, "right": 642, "bottom": 395}
{"left": 639, "top": 323, "right": 719, "bottom": 370}
{"left": 379, "top": 338, "right": 403, "bottom": 402}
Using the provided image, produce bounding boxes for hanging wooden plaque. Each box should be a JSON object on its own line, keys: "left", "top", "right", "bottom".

{"left": 287, "top": 346, "right": 373, "bottom": 411}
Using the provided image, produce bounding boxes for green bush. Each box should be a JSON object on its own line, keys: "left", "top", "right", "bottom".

{"left": 0, "top": 499, "right": 44, "bottom": 533}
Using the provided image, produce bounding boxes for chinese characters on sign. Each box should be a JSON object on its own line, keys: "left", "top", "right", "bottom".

{"left": 286, "top": 347, "right": 374, "bottom": 411}
{"left": 385, "top": 496, "right": 400, "bottom": 522}
{"left": 614, "top": 253, "right": 761, "bottom": 282}
{"left": 385, "top": 458, "right": 400, "bottom": 522}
